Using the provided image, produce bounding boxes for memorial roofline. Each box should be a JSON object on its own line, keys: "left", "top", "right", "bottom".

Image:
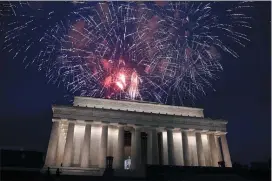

{"left": 73, "top": 96, "right": 204, "bottom": 110}
{"left": 52, "top": 105, "right": 228, "bottom": 124}
{"left": 73, "top": 96, "right": 204, "bottom": 117}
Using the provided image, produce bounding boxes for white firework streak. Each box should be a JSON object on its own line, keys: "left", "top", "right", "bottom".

{"left": 2, "top": 1, "right": 252, "bottom": 105}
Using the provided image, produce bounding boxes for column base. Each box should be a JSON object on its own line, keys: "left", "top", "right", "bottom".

{"left": 41, "top": 166, "right": 146, "bottom": 178}
{"left": 114, "top": 168, "right": 146, "bottom": 178}
{"left": 41, "top": 166, "right": 105, "bottom": 176}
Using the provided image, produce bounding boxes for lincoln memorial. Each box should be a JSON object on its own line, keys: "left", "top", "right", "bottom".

{"left": 44, "top": 96, "right": 232, "bottom": 176}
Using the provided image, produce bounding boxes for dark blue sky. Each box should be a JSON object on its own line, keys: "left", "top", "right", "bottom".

{"left": 0, "top": 2, "right": 270, "bottom": 165}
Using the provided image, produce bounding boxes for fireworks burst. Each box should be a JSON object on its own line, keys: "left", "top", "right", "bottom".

{"left": 1, "top": 1, "right": 252, "bottom": 105}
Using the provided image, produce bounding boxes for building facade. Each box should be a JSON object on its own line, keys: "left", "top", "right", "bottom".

{"left": 44, "top": 96, "right": 232, "bottom": 175}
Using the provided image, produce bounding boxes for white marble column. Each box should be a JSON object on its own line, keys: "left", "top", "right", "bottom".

{"left": 196, "top": 132, "right": 205, "bottom": 166}
{"left": 55, "top": 122, "right": 67, "bottom": 166}
{"left": 215, "top": 135, "right": 223, "bottom": 162}
{"left": 44, "top": 120, "right": 60, "bottom": 167}
{"left": 107, "top": 126, "right": 120, "bottom": 169}
{"left": 131, "top": 126, "right": 141, "bottom": 170}
{"left": 209, "top": 133, "right": 219, "bottom": 167}
{"left": 220, "top": 133, "right": 232, "bottom": 167}
{"left": 107, "top": 126, "right": 114, "bottom": 157}
{"left": 99, "top": 124, "right": 108, "bottom": 168}
{"left": 56, "top": 135, "right": 66, "bottom": 167}
{"left": 167, "top": 129, "right": 174, "bottom": 165}
{"left": 147, "top": 128, "right": 159, "bottom": 165}
{"left": 90, "top": 124, "right": 102, "bottom": 166}
{"left": 63, "top": 122, "right": 75, "bottom": 167}
{"left": 189, "top": 131, "right": 199, "bottom": 166}
{"left": 161, "top": 131, "right": 169, "bottom": 165}
{"left": 80, "top": 124, "right": 91, "bottom": 168}
{"left": 72, "top": 124, "right": 85, "bottom": 166}
{"left": 182, "top": 131, "right": 190, "bottom": 166}
{"left": 173, "top": 130, "right": 184, "bottom": 166}
{"left": 201, "top": 133, "right": 212, "bottom": 166}
{"left": 116, "top": 125, "right": 125, "bottom": 169}
{"left": 111, "top": 126, "right": 119, "bottom": 169}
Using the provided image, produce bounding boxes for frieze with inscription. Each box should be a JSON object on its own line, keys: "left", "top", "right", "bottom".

{"left": 52, "top": 106, "right": 227, "bottom": 132}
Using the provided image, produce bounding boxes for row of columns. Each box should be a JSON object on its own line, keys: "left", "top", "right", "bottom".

{"left": 44, "top": 121, "right": 145, "bottom": 169}
{"left": 44, "top": 120, "right": 232, "bottom": 170}
{"left": 165, "top": 129, "right": 232, "bottom": 167}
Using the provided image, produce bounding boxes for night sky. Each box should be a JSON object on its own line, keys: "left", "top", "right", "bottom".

{"left": 0, "top": 2, "right": 270, "bottom": 165}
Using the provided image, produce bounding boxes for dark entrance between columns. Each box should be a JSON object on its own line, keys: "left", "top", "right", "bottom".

{"left": 124, "top": 131, "right": 131, "bottom": 147}
{"left": 141, "top": 132, "right": 148, "bottom": 165}
{"left": 218, "top": 137, "right": 225, "bottom": 167}
{"left": 124, "top": 131, "right": 131, "bottom": 169}
{"left": 157, "top": 132, "right": 163, "bottom": 165}
{"left": 124, "top": 131, "right": 132, "bottom": 157}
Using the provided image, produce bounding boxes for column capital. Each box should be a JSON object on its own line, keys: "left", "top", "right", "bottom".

{"left": 67, "top": 121, "right": 75, "bottom": 125}
{"left": 60, "top": 118, "right": 69, "bottom": 122}
{"left": 208, "top": 130, "right": 226, "bottom": 135}
{"left": 207, "top": 130, "right": 217, "bottom": 134}
{"left": 76, "top": 120, "right": 86, "bottom": 124}
{"left": 181, "top": 128, "right": 195, "bottom": 132}
{"left": 65, "top": 118, "right": 77, "bottom": 124}
{"left": 92, "top": 121, "right": 104, "bottom": 125}
{"left": 117, "top": 123, "right": 127, "bottom": 127}
{"left": 195, "top": 129, "right": 209, "bottom": 133}
{"left": 216, "top": 131, "right": 227, "bottom": 136}
{"left": 52, "top": 118, "right": 61, "bottom": 122}
{"left": 68, "top": 118, "right": 77, "bottom": 121}
{"left": 132, "top": 124, "right": 143, "bottom": 129}
{"left": 84, "top": 123, "right": 92, "bottom": 128}
{"left": 84, "top": 120, "right": 94, "bottom": 125}
{"left": 156, "top": 127, "right": 166, "bottom": 132}
{"left": 100, "top": 121, "right": 110, "bottom": 126}
{"left": 172, "top": 128, "right": 182, "bottom": 132}
{"left": 166, "top": 126, "right": 175, "bottom": 131}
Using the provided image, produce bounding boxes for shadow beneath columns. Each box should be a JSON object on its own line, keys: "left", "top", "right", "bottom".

{"left": 102, "top": 156, "right": 114, "bottom": 180}
{"left": 146, "top": 165, "right": 270, "bottom": 181}
{"left": 103, "top": 168, "right": 114, "bottom": 180}
{"left": 1, "top": 165, "right": 270, "bottom": 181}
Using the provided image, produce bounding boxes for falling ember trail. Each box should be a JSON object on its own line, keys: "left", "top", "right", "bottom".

{"left": 115, "top": 72, "right": 126, "bottom": 91}
{"left": 128, "top": 71, "right": 140, "bottom": 100}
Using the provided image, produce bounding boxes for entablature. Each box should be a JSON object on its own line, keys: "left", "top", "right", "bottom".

{"left": 73, "top": 96, "right": 204, "bottom": 117}
{"left": 52, "top": 105, "right": 227, "bottom": 132}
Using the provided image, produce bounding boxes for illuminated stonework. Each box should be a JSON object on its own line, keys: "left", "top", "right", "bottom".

{"left": 73, "top": 96, "right": 204, "bottom": 117}
{"left": 44, "top": 96, "right": 232, "bottom": 176}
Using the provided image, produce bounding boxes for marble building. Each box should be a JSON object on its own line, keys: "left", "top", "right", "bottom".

{"left": 44, "top": 96, "right": 232, "bottom": 175}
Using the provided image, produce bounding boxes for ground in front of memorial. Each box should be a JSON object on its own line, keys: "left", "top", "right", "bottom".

{"left": 1, "top": 165, "right": 270, "bottom": 181}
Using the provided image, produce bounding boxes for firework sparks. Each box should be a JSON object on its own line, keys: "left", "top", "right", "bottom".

{"left": 128, "top": 70, "right": 140, "bottom": 100}
{"left": 2, "top": 1, "right": 252, "bottom": 105}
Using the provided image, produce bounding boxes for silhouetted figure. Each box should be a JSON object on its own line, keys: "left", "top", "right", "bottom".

{"left": 56, "top": 168, "right": 61, "bottom": 177}
{"left": 46, "top": 167, "right": 52, "bottom": 180}
{"left": 218, "top": 161, "right": 225, "bottom": 167}
{"left": 103, "top": 156, "right": 114, "bottom": 180}
{"left": 106, "top": 156, "right": 113, "bottom": 169}
{"left": 60, "top": 163, "right": 63, "bottom": 173}
{"left": 47, "top": 167, "right": 50, "bottom": 176}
